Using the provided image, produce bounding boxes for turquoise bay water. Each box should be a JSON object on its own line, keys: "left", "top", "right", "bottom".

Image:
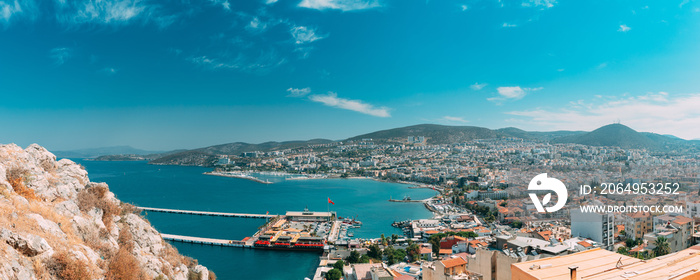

{"left": 78, "top": 160, "right": 435, "bottom": 279}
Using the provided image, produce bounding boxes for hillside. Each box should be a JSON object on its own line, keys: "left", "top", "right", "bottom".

{"left": 101, "top": 123, "right": 698, "bottom": 167}
{"left": 149, "top": 139, "right": 334, "bottom": 166}
{"left": 53, "top": 146, "right": 164, "bottom": 159}
{"left": 552, "top": 124, "right": 661, "bottom": 150}
{"left": 347, "top": 124, "right": 506, "bottom": 144}
{"left": 0, "top": 144, "right": 212, "bottom": 279}
{"left": 495, "top": 127, "right": 586, "bottom": 141}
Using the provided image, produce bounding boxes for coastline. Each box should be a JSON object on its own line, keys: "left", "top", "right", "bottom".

{"left": 209, "top": 171, "right": 444, "bottom": 219}
{"left": 204, "top": 171, "right": 273, "bottom": 184}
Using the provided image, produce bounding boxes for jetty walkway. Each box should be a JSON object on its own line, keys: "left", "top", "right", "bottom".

{"left": 160, "top": 233, "right": 253, "bottom": 248}
{"left": 137, "top": 207, "right": 277, "bottom": 219}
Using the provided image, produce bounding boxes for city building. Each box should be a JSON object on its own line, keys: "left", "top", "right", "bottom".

{"left": 624, "top": 212, "right": 652, "bottom": 240}
{"left": 511, "top": 246, "right": 700, "bottom": 279}
{"left": 423, "top": 256, "right": 482, "bottom": 280}
{"left": 569, "top": 208, "right": 613, "bottom": 248}
{"left": 285, "top": 209, "right": 333, "bottom": 222}
{"left": 346, "top": 263, "right": 396, "bottom": 280}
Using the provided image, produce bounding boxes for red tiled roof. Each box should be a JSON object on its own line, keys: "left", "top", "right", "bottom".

{"left": 673, "top": 216, "right": 693, "bottom": 225}
{"left": 441, "top": 257, "right": 467, "bottom": 268}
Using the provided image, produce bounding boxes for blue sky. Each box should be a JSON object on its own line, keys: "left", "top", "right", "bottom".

{"left": 1, "top": 0, "right": 700, "bottom": 151}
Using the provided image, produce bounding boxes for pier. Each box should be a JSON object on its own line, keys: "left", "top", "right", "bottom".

{"left": 388, "top": 197, "right": 429, "bottom": 203}
{"left": 161, "top": 233, "right": 252, "bottom": 248}
{"left": 138, "top": 207, "right": 277, "bottom": 218}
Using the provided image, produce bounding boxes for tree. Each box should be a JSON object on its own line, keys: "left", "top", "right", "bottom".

{"left": 617, "top": 247, "right": 628, "bottom": 255}
{"left": 346, "top": 250, "right": 360, "bottom": 263}
{"left": 619, "top": 230, "right": 626, "bottom": 238}
{"left": 391, "top": 234, "right": 398, "bottom": 245}
{"left": 385, "top": 246, "right": 406, "bottom": 265}
{"left": 511, "top": 220, "right": 523, "bottom": 229}
{"left": 325, "top": 269, "right": 342, "bottom": 280}
{"left": 333, "top": 260, "right": 345, "bottom": 271}
{"left": 359, "top": 255, "right": 370, "bottom": 263}
{"left": 406, "top": 243, "right": 420, "bottom": 262}
{"left": 625, "top": 238, "right": 636, "bottom": 248}
{"left": 368, "top": 244, "right": 382, "bottom": 259}
{"left": 654, "top": 236, "right": 671, "bottom": 257}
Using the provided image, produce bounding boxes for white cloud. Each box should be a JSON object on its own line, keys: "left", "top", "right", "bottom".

{"left": 0, "top": 0, "right": 23, "bottom": 23}
{"left": 246, "top": 17, "right": 268, "bottom": 32}
{"left": 522, "top": 0, "right": 556, "bottom": 8}
{"left": 222, "top": 1, "right": 230, "bottom": 10}
{"left": 470, "top": 83, "right": 487, "bottom": 90}
{"left": 298, "top": 0, "right": 382, "bottom": 11}
{"left": 493, "top": 86, "right": 541, "bottom": 100}
{"left": 101, "top": 67, "right": 118, "bottom": 75}
{"left": 460, "top": 4, "right": 468, "bottom": 11}
{"left": 290, "top": 25, "right": 326, "bottom": 44}
{"left": 287, "top": 87, "right": 311, "bottom": 97}
{"left": 506, "top": 92, "right": 700, "bottom": 140}
{"left": 49, "top": 47, "right": 72, "bottom": 65}
{"left": 442, "top": 116, "right": 469, "bottom": 123}
{"left": 52, "top": 0, "right": 162, "bottom": 27}
{"left": 308, "top": 92, "right": 390, "bottom": 117}
{"left": 597, "top": 62, "right": 608, "bottom": 69}
{"left": 618, "top": 24, "right": 631, "bottom": 32}
{"left": 187, "top": 52, "right": 286, "bottom": 73}
{"left": 502, "top": 22, "right": 517, "bottom": 28}
{"left": 266, "top": 0, "right": 279, "bottom": 4}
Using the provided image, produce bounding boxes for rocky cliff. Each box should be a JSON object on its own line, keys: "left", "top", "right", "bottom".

{"left": 0, "top": 144, "right": 213, "bottom": 280}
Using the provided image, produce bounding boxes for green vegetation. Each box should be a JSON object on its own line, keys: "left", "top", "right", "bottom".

{"left": 511, "top": 220, "right": 523, "bottom": 228}
{"left": 367, "top": 244, "right": 382, "bottom": 259}
{"left": 383, "top": 246, "right": 407, "bottom": 265}
{"left": 333, "top": 260, "right": 344, "bottom": 270}
{"left": 346, "top": 251, "right": 361, "bottom": 263}
{"left": 654, "top": 236, "right": 671, "bottom": 257}
{"left": 325, "top": 269, "right": 342, "bottom": 280}
{"left": 406, "top": 242, "right": 421, "bottom": 262}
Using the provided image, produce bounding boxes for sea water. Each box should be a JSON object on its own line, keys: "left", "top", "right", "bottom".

{"left": 78, "top": 160, "right": 435, "bottom": 279}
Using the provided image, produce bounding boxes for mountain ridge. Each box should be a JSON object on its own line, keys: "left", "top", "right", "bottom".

{"left": 90, "top": 123, "right": 695, "bottom": 166}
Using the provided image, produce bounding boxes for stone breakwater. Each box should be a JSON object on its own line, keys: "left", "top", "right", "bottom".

{"left": 0, "top": 143, "right": 212, "bottom": 280}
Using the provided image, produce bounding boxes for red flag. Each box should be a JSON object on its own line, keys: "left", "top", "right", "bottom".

{"left": 328, "top": 197, "right": 335, "bottom": 205}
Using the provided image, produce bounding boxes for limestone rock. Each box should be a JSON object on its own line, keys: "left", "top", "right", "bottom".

{"left": 26, "top": 214, "right": 67, "bottom": 239}
{"left": 54, "top": 200, "right": 81, "bottom": 217}
{"left": 193, "top": 264, "right": 210, "bottom": 280}
{"left": 0, "top": 143, "right": 210, "bottom": 279}
{"left": 1, "top": 228, "right": 52, "bottom": 257}
{"left": 24, "top": 144, "right": 56, "bottom": 172}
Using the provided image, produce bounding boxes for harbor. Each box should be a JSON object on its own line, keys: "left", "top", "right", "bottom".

{"left": 140, "top": 206, "right": 358, "bottom": 252}
{"left": 81, "top": 159, "right": 437, "bottom": 280}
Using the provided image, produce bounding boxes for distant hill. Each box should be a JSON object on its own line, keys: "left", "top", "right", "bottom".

{"left": 149, "top": 139, "right": 334, "bottom": 166}
{"left": 53, "top": 146, "right": 164, "bottom": 158}
{"left": 551, "top": 124, "right": 662, "bottom": 150}
{"left": 347, "top": 124, "right": 506, "bottom": 144}
{"left": 88, "top": 123, "right": 698, "bottom": 167}
{"left": 495, "top": 127, "right": 586, "bottom": 141}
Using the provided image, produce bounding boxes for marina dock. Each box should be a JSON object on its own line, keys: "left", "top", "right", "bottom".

{"left": 161, "top": 233, "right": 252, "bottom": 248}
{"left": 138, "top": 207, "right": 277, "bottom": 218}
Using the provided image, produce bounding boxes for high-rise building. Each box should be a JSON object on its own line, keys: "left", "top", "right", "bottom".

{"left": 570, "top": 208, "right": 614, "bottom": 248}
